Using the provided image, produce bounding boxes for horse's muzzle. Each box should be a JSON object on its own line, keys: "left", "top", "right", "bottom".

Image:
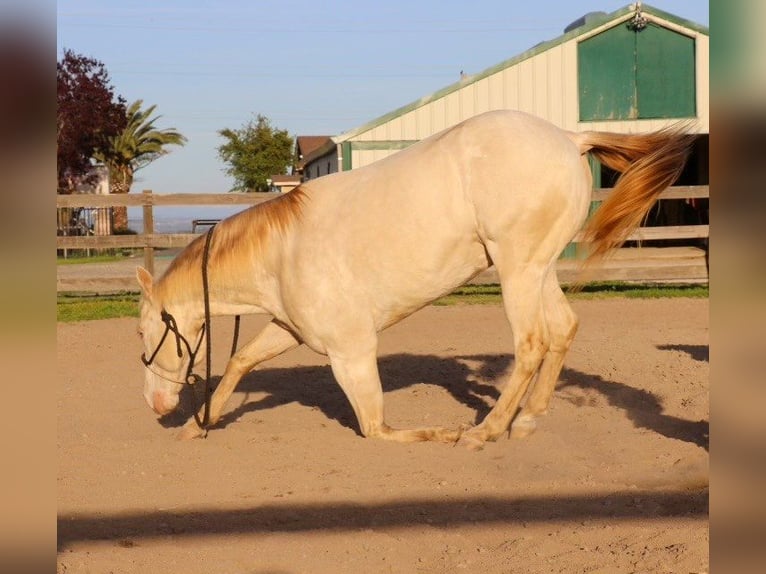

{"left": 148, "top": 390, "right": 179, "bottom": 415}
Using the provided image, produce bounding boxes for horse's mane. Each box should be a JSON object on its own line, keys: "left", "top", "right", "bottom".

{"left": 155, "top": 188, "right": 307, "bottom": 299}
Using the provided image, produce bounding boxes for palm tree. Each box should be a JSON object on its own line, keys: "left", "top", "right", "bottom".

{"left": 95, "top": 100, "right": 187, "bottom": 231}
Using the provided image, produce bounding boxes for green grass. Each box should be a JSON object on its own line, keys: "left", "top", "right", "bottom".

{"left": 433, "top": 282, "right": 708, "bottom": 306}
{"left": 56, "top": 282, "right": 708, "bottom": 322}
{"left": 565, "top": 282, "right": 708, "bottom": 300}
{"left": 57, "top": 293, "right": 140, "bottom": 322}
{"left": 57, "top": 253, "right": 133, "bottom": 265}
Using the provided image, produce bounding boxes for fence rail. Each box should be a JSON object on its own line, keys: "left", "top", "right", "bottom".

{"left": 56, "top": 187, "right": 709, "bottom": 291}
{"left": 56, "top": 191, "right": 276, "bottom": 208}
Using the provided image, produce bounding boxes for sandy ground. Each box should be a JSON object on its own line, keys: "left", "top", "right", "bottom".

{"left": 57, "top": 298, "right": 708, "bottom": 573}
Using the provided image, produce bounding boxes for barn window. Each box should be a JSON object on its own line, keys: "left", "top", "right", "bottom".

{"left": 578, "top": 22, "right": 696, "bottom": 121}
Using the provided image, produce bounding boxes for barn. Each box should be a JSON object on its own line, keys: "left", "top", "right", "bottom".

{"left": 300, "top": 3, "right": 709, "bottom": 282}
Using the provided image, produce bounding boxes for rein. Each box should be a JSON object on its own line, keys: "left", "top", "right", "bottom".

{"left": 141, "top": 226, "right": 241, "bottom": 430}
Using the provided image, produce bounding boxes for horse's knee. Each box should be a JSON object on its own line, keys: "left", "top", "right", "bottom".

{"left": 516, "top": 332, "right": 549, "bottom": 369}
{"left": 225, "top": 354, "right": 252, "bottom": 377}
{"left": 550, "top": 313, "right": 578, "bottom": 351}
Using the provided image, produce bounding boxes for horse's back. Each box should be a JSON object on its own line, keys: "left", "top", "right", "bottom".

{"left": 274, "top": 111, "right": 590, "bottom": 344}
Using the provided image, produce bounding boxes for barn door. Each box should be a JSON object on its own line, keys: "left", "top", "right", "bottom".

{"left": 578, "top": 22, "right": 696, "bottom": 121}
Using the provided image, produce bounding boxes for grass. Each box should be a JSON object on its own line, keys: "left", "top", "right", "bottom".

{"left": 434, "top": 282, "right": 708, "bottom": 305}
{"left": 57, "top": 293, "right": 140, "bottom": 322}
{"left": 57, "top": 282, "right": 708, "bottom": 322}
{"left": 57, "top": 253, "right": 135, "bottom": 265}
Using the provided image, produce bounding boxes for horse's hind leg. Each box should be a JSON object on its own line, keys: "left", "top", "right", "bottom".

{"left": 328, "top": 343, "right": 461, "bottom": 443}
{"left": 178, "top": 320, "right": 300, "bottom": 439}
{"left": 459, "top": 262, "right": 550, "bottom": 449}
{"left": 511, "top": 274, "right": 578, "bottom": 438}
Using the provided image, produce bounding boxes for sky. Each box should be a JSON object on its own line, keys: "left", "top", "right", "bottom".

{"left": 57, "top": 1, "right": 709, "bottom": 195}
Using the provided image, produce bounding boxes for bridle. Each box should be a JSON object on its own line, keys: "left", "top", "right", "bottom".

{"left": 140, "top": 227, "right": 240, "bottom": 429}
{"left": 140, "top": 309, "right": 206, "bottom": 385}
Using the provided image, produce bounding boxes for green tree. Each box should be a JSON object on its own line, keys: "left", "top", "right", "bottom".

{"left": 217, "top": 115, "right": 294, "bottom": 192}
{"left": 94, "top": 100, "right": 187, "bottom": 230}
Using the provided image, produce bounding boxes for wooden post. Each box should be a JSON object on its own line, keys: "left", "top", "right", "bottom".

{"left": 142, "top": 190, "right": 155, "bottom": 275}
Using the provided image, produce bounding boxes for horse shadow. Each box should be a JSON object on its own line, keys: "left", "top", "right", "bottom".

{"left": 162, "top": 353, "right": 507, "bottom": 431}
{"left": 656, "top": 343, "right": 709, "bottom": 362}
{"left": 161, "top": 350, "right": 707, "bottom": 451}
{"left": 557, "top": 367, "right": 709, "bottom": 451}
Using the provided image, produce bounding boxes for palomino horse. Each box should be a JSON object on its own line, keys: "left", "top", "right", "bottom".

{"left": 137, "top": 110, "right": 692, "bottom": 448}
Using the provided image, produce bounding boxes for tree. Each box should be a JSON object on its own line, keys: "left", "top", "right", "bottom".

{"left": 217, "top": 115, "right": 294, "bottom": 192}
{"left": 94, "top": 100, "right": 187, "bottom": 230}
{"left": 57, "top": 49, "right": 126, "bottom": 193}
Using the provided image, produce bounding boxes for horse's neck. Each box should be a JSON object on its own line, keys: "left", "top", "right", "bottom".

{"left": 157, "top": 252, "right": 271, "bottom": 318}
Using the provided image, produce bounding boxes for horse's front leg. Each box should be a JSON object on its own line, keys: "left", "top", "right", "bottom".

{"left": 178, "top": 320, "right": 300, "bottom": 440}
{"left": 328, "top": 345, "right": 462, "bottom": 443}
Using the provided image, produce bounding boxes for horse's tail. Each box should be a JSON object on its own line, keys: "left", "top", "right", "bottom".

{"left": 569, "top": 124, "right": 695, "bottom": 261}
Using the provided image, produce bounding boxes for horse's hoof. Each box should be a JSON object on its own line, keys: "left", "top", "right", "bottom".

{"left": 456, "top": 429, "right": 486, "bottom": 451}
{"left": 176, "top": 423, "right": 207, "bottom": 441}
{"left": 510, "top": 415, "right": 537, "bottom": 439}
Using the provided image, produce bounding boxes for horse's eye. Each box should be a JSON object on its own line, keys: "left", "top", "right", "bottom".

{"left": 137, "top": 330, "right": 144, "bottom": 339}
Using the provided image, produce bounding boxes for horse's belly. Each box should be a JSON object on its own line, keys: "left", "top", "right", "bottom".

{"left": 278, "top": 232, "right": 488, "bottom": 345}
{"left": 369, "top": 238, "right": 490, "bottom": 330}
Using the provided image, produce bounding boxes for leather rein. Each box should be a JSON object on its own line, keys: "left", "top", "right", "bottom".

{"left": 140, "top": 227, "right": 240, "bottom": 429}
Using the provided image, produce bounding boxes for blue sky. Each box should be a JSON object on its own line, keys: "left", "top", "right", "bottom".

{"left": 57, "top": 1, "right": 709, "bottom": 195}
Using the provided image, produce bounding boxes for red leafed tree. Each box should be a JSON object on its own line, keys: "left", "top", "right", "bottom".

{"left": 57, "top": 49, "right": 126, "bottom": 193}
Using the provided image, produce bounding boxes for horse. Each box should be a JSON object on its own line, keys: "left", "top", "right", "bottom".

{"left": 136, "top": 110, "right": 693, "bottom": 448}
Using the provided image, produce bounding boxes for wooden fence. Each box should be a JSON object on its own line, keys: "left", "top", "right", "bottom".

{"left": 56, "top": 187, "right": 708, "bottom": 292}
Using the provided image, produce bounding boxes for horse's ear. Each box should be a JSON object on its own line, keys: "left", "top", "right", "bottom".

{"left": 136, "top": 266, "right": 153, "bottom": 297}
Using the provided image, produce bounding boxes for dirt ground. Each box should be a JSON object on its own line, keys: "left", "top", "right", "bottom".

{"left": 57, "top": 298, "right": 708, "bottom": 574}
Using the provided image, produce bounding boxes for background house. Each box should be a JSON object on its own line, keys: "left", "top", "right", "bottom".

{"left": 295, "top": 135, "right": 334, "bottom": 181}
{"left": 267, "top": 173, "right": 302, "bottom": 194}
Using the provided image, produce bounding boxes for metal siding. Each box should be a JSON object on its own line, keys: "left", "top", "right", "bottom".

{"left": 460, "top": 83, "right": 476, "bottom": 118}
{"left": 636, "top": 24, "right": 696, "bottom": 118}
{"left": 517, "top": 59, "right": 536, "bottom": 113}
{"left": 431, "top": 98, "right": 447, "bottom": 134}
{"left": 534, "top": 54, "right": 548, "bottom": 119}
{"left": 476, "top": 76, "right": 491, "bottom": 113}
{"left": 488, "top": 73, "right": 505, "bottom": 110}
{"left": 578, "top": 24, "right": 637, "bottom": 121}
{"left": 364, "top": 126, "right": 376, "bottom": 141}
{"left": 417, "top": 106, "right": 432, "bottom": 139}
{"left": 547, "top": 48, "right": 564, "bottom": 126}
{"left": 389, "top": 118, "right": 403, "bottom": 141}
{"left": 444, "top": 91, "right": 461, "bottom": 126}
{"left": 562, "top": 42, "right": 579, "bottom": 130}
{"left": 504, "top": 66, "right": 519, "bottom": 110}
{"left": 402, "top": 110, "right": 417, "bottom": 140}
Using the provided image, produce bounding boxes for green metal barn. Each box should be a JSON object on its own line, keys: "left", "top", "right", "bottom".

{"left": 301, "top": 3, "right": 709, "bottom": 282}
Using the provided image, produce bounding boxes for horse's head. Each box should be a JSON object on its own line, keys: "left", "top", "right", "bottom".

{"left": 136, "top": 267, "right": 206, "bottom": 415}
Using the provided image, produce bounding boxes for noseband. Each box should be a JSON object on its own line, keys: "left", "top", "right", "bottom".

{"left": 140, "top": 227, "right": 240, "bottom": 430}
{"left": 140, "top": 309, "right": 206, "bottom": 385}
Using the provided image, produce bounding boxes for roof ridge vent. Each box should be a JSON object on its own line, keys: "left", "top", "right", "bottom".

{"left": 563, "top": 11, "right": 608, "bottom": 33}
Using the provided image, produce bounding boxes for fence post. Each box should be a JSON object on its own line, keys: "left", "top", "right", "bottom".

{"left": 142, "top": 190, "right": 155, "bottom": 275}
